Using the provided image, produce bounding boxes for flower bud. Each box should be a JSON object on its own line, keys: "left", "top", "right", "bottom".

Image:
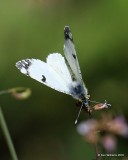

{"left": 8, "top": 87, "right": 31, "bottom": 100}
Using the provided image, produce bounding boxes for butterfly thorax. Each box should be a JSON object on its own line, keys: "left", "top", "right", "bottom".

{"left": 70, "top": 81, "right": 87, "bottom": 100}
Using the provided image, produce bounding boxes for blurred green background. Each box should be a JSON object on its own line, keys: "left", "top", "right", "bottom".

{"left": 0, "top": 0, "right": 128, "bottom": 159}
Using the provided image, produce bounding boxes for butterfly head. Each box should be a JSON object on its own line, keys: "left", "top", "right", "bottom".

{"left": 83, "top": 97, "right": 89, "bottom": 107}
{"left": 80, "top": 94, "right": 90, "bottom": 107}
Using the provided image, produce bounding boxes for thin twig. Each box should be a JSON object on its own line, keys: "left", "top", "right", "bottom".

{"left": 89, "top": 112, "right": 100, "bottom": 160}
{"left": 0, "top": 106, "right": 18, "bottom": 160}
{"left": 94, "top": 142, "right": 99, "bottom": 160}
{"left": 0, "top": 90, "right": 9, "bottom": 95}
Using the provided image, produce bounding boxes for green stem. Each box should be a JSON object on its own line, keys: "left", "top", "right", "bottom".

{"left": 0, "top": 90, "right": 9, "bottom": 95}
{"left": 94, "top": 142, "right": 99, "bottom": 160}
{"left": 0, "top": 107, "right": 18, "bottom": 160}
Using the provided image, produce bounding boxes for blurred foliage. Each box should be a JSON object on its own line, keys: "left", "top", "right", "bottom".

{"left": 0, "top": 0, "right": 128, "bottom": 159}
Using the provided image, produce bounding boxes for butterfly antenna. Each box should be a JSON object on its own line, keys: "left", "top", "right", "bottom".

{"left": 75, "top": 103, "right": 83, "bottom": 125}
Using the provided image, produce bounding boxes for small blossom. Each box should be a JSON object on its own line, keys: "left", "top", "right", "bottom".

{"left": 77, "top": 114, "right": 128, "bottom": 150}
{"left": 101, "top": 134, "right": 117, "bottom": 152}
{"left": 77, "top": 119, "right": 99, "bottom": 143}
{"left": 108, "top": 116, "right": 128, "bottom": 137}
{"left": 77, "top": 119, "right": 98, "bottom": 135}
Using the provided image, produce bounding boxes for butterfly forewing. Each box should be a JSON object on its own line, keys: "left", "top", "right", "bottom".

{"left": 64, "top": 26, "right": 88, "bottom": 95}
{"left": 64, "top": 26, "right": 82, "bottom": 82}
{"left": 16, "top": 53, "right": 73, "bottom": 95}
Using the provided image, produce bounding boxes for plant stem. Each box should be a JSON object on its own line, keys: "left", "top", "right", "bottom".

{"left": 94, "top": 142, "right": 99, "bottom": 160}
{"left": 0, "top": 106, "right": 18, "bottom": 160}
{"left": 0, "top": 90, "right": 9, "bottom": 95}
{"left": 89, "top": 112, "right": 100, "bottom": 160}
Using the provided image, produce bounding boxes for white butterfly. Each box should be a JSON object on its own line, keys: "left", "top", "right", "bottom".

{"left": 16, "top": 26, "right": 110, "bottom": 123}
